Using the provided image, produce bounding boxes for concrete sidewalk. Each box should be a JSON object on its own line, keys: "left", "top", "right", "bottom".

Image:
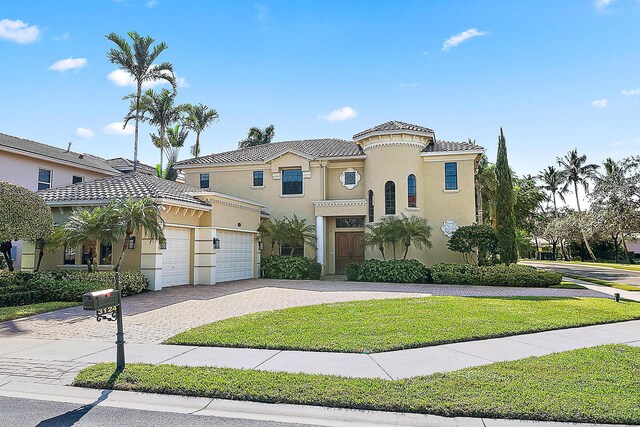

{"left": 1, "top": 320, "right": 639, "bottom": 383}
{"left": 0, "top": 381, "right": 627, "bottom": 427}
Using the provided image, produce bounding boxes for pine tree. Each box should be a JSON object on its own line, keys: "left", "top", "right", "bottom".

{"left": 495, "top": 128, "right": 518, "bottom": 264}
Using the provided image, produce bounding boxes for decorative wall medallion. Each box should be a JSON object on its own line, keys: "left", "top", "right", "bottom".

{"left": 441, "top": 219, "right": 459, "bottom": 238}
{"left": 339, "top": 168, "right": 361, "bottom": 190}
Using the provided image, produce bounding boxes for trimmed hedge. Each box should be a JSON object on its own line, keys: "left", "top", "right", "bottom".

{"left": 0, "top": 270, "right": 149, "bottom": 307}
{"left": 358, "top": 259, "right": 431, "bottom": 284}
{"left": 431, "top": 263, "right": 561, "bottom": 287}
{"left": 345, "top": 263, "right": 360, "bottom": 281}
{"left": 262, "top": 256, "right": 322, "bottom": 280}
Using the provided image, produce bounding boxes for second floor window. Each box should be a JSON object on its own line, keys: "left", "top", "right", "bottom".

{"left": 253, "top": 170, "right": 264, "bottom": 187}
{"left": 72, "top": 175, "right": 84, "bottom": 185}
{"left": 38, "top": 169, "right": 51, "bottom": 190}
{"left": 368, "top": 190, "right": 374, "bottom": 222}
{"left": 445, "top": 162, "right": 458, "bottom": 190}
{"left": 200, "top": 173, "right": 210, "bottom": 189}
{"left": 282, "top": 168, "right": 303, "bottom": 195}
{"left": 408, "top": 174, "right": 416, "bottom": 207}
{"left": 385, "top": 181, "right": 396, "bottom": 215}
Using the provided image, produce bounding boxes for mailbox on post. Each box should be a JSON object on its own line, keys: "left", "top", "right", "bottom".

{"left": 83, "top": 289, "right": 121, "bottom": 322}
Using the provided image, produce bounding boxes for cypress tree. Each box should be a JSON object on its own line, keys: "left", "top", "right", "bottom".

{"left": 495, "top": 128, "right": 518, "bottom": 264}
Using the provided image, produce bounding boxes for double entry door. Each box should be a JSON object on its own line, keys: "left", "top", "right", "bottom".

{"left": 335, "top": 232, "right": 364, "bottom": 273}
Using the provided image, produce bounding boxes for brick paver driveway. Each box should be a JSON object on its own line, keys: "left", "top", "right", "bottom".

{"left": 0, "top": 279, "right": 606, "bottom": 344}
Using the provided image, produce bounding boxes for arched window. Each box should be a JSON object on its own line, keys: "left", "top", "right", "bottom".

{"left": 407, "top": 174, "right": 416, "bottom": 208}
{"left": 385, "top": 181, "right": 396, "bottom": 215}
{"left": 368, "top": 190, "right": 374, "bottom": 222}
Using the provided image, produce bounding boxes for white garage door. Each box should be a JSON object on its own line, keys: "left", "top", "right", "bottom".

{"left": 162, "top": 227, "right": 191, "bottom": 287}
{"left": 216, "top": 231, "right": 254, "bottom": 282}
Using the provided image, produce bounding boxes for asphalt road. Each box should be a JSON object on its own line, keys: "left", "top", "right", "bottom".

{"left": 0, "top": 396, "right": 315, "bottom": 427}
{"left": 522, "top": 261, "right": 640, "bottom": 286}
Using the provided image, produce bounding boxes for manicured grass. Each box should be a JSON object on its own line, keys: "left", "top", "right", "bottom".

{"left": 550, "top": 282, "right": 586, "bottom": 289}
{"left": 528, "top": 259, "right": 640, "bottom": 272}
{"left": 563, "top": 273, "right": 640, "bottom": 292}
{"left": 165, "top": 296, "right": 640, "bottom": 353}
{"left": 0, "top": 302, "right": 79, "bottom": 322}
{"left": 73, "top": 345, "right": 640, "bottom": 424}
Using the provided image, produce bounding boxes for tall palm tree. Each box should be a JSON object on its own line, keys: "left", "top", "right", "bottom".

{"left": 106, "top": 31, "right": 176, "bottom": 173}
{"left": 556, "top": 149, "right": 600, "bottom": 260}
{"left": 396, "top": 215, "right": 433, "bottom": 259}
{"left": 363, "top": 222, "right": 387, "bottom": 260}
{"left": 537, "top": 165, "right": 568, "bottom": 217}
{"left": 602, "top": 157, "right": 621, "bottom": 177}
{"left": 126, "top": 88, "right": 182, "bottom": 173}
{"left": 238, "top": 125, "right": 275, "bottom": 149}
{"left": 183, "top": 103, "right": 219, "bottom": 158}
{"left": 34, "top": 225, "right": 66, "bottom": 272}
{"left": 258, "top": 218, "right": 288, "bottom": 254}
{"left": 166, "top": 124, "right": 189, "bottom": 149}
{"left": 283, "top": 215, "right": 316, "bottom": 255}
{"left": 64, "top": 207, "right": 116, "bottom": 272}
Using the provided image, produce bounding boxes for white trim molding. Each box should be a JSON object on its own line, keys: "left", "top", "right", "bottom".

{"left": 339, "top": 167, "right": 361, "bottom": 190}
{"left": 313, "top": 199, "right": 367, "bottom": 208}
{"left": 362, "top": 140, "right": 426, "bottom": 152}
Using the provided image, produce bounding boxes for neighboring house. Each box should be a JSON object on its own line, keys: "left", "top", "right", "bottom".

{"left": 22, "top": 173, "right": 264, "bottom": 290}
{"left": 0, "top": 132, "right": 120, "bottom": 269}
{"left": 177, "top": 121, "right": 484, "bottom": 274}
{"left": 106, "top": 157, "right": 157, "bottom": 176}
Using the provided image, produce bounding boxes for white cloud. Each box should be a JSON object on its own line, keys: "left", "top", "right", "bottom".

{"left": 594, "top": 0, "right": 614, "bottom": 10}
{"left": 49, "top": 57, "right": 87, "bottom": 72}
{"left": 622, "top": 88, "right": 640, "bottom": 96}
{"left": 103, "top": 122, "right": 134, "bottom": 136}
{"left": 591, "top": 98, "right": 609, "bottom": 108}
{"left": 75, "top": 127, "right": 94, "bottom": 138}
{"left": 321, "top": 106, "right": 358, "bottom": 122}
{"left": 0, "top": 19, "right": 40, "bottom": 44}
{"left": 442, "top": 28, "right": 487, "bottom": 51}
{"left": 54, "top": 32, "right": 70, "bottom": 41}
{"left": 107, "top": 69, "right": 188, "bottom": 88}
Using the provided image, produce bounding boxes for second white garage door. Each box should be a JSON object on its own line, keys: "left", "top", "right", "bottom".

{"left": 216, "top": 231, "right": 254, "bottom": 282}
{"left": 162, "top": 227, "right": 191, "bottom": 287}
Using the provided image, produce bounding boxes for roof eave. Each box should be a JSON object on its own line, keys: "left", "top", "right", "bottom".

{"left": 420, "top": 149, "right": 485, "bottom": 157}
{"left": 353, "top": 129, "right": 435, "bottom": 141}
{"left": 0, "top": 145, "right": 120, "bottom": 176}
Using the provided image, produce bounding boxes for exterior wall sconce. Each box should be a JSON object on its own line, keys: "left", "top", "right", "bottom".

{"left": 213, "top": 238, "right": 221, "bottom": 249}
{"left": 159, "top": 238, "right": 167, "bottom": 250}
{"left": 258, "top": 241, "right": 264, "bottom": 250}
{"left": 127, "top": 236, "right": 136, "bottom": 250}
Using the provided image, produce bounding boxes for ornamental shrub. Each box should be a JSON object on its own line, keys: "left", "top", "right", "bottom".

{"left": 261, "top": 256, "right": 321, "bottom": 280}
{"left": 359, "top": 259, "right": 431, "bottom": 284}
{"left": 345, "top": 263, "right": 361, "bottom": 281}
{"left": 431, "top": 263, "right": 561, "bottom": 287}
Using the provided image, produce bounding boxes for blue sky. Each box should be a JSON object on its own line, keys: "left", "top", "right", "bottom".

{"left": 1, "top": 0, "right": 639, "bottom": 176}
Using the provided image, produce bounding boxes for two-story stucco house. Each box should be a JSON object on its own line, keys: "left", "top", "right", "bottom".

{"left": 177, "top": 121, "right": 484, "bottom": 274}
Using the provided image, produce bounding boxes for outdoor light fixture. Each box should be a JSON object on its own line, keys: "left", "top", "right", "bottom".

{"left": 127, "top": 236, "right": 136, "bottom": 249}
{"left": 159, "top": 239, "right": 167, "bottom": 250}
{"left": 258, "top": 241, "right": 264, "bottom": 250}
{"left": 614, "top": 293, "right": 620, "bottom": 303}
{"left": 213, "top": 238, "right": 221, "bottom": 249}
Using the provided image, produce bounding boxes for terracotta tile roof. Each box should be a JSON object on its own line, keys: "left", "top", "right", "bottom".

{"left": 423, "top": 140, "right": 484, "bottom": 153}
{"left": 106, "top": 157, "right": 157, "bottom": 175}
{"left": 353, "top": 120, "right": 434, "bottom": 140}
{"left": 37, "top": 173, "right": 209, "bottom": 207}
{"left": 176, "top": 138, "right": 363, "bottom": 166}
{"left": 0, "top": 132, "right": 119, "bottom": 174}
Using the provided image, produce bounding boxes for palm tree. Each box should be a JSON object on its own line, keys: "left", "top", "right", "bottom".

{"left": 34, "top": 225, "right": 66, "bottom": 272}
{"left": 283, "top": 215, "right": 316, "bottom": 255}
{"left": 602, "top": 157, "right": 621, "bottom": 177}
{"left": 258, "top": 218, "right": 288, "bottom": 254}
{"left": 63, "top": 207, "right": 116, "bottom": 272}
{"left": 537, "top": 165, "right": 568, "bottom": 217}
{"left": 166, "top": 124, "right": 189, "bottom": 149}
{"left": 396, "top": 215, "right": 433, "bottom": 259}
{"left": 107, "top": 31, "right": 176, "bottom": 173}
{"left": 556, "top": 149, "right": 600, "bottom": 260}
{"left": 238, "top": 125, "right": 275, "bottom": 149}
{"left": 108, "top": 198, "right": 164, "bottom": 274}
{"left": 183, "top": 103, "right": 219, "bottom": 158}
{"left": 126, "top": 88, "right": 182, "bottom": 173}
{"left": 379, "top": 216, "right": 403, "bottom": 259}
{"left": 363, "top": 222, "right": 387, "bottom": 260}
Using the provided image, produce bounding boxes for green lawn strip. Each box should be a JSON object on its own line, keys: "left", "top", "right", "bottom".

{"left": 526, "top": 259, "right": 640, "bottom": 272}
{"left": 563, "top": 274, "right": 640, "bottom": 292}
{"left": 550, "top": 282, "right": 586, "bottom": 289}
{"left": 73, "top": 345, "right": 640, "bottom": 424}
{"left": 0, "top": 302, "right": 79, "bottom": 322}
{"left": 165, "top": 296, "right": 640, "bottom": 353}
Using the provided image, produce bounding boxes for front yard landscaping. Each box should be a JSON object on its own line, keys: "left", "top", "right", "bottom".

{"left": 0, "top": 301, "right": 78, "bottom": 322}
{"left": 166, "top": 296, "right": 640, "bottom": 352}
{"left": 74, "top": 344, "right": 640, "bottom": 424}
{"left": 562, "top": 273, "right": 640, "bottom": 292}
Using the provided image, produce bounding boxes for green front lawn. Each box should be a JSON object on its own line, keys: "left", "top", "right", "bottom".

{"left": 0, "top": 302, "right": 79, "bottom": 322}
{"left": 166, "top": 296, "right": 640, "bottom": 352}
{"left": 562, "top": 274, "right": 640, "bottom": 292}
{"left": 74, "top": 345, "right": 640, "bottom": 424}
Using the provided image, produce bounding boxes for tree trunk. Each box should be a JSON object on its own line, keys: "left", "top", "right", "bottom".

{"left": 552, "top": 241, "right": 557, "bottom": 260}
{"left": 35, "top": 248, "right": 45, "bottom": 272}
{"left": 133, "top": 83, "right": 141, "bottom": 174}
{"left": 560, "top": 240, "right": 569, "bottom": 261}
{"left": 403, "top": 244, "right": 409, "bottom": 260}
{"left": 612, "top": 233, "right": 620, "bottom": 263}
{"left": 378, "top": 245, "right": 385, "bottom": 260}
{"left": 574, "top": 182, "right": 597, "bottom": 261}
{"left": 0, "top": 242, "right": 13, "bottom": 272}
{"left": 195, "top": 132, "right": 201, "bottom": 158}
{"left": 114, "top": 231, "right": 131, "bottom": 274}
{"left": 534, "top": 237, "right": 540, "bottom": 260}
{"left": 621, "top": 233, "right": 634, "bottom": 264}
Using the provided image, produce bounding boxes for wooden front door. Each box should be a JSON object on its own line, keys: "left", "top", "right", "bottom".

{"left": 335, "top": 232, "right": 365, "bottom": 273}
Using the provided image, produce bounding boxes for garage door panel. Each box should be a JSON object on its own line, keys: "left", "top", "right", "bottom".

{"left": 162, "top": 228, "right": 191, "bottom": 287}
{"left": 216, "top": 231, "right": 254, "bottom": 282}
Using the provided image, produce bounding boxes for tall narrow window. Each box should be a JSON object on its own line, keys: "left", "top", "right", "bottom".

{"left": 445, "top": 162, "right": 458, "bottom": 190}
{"left": 282, "top": 168, "right": 303, "bottom": 195}
{"left": 407, "top": 174, "right": 416, "bottom": 207}
{"left": 200, "top": 173, "right": 210, "bottom": 189}
{"left": 368, "top": 190, "right": 374, "bottom": 222}
{"left": 384, "top": 181, "right": 396, "bottom": 215}
{"left": 64, "top": 246, "right": 76, "bottom": 265}
{"left": 100, "top": 242, "right": 113, "bottom": 265}
{"left": 38, "top": 169, "right": 52, "bottom": 190}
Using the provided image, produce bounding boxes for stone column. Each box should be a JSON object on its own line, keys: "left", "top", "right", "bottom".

{"left": 194, "top": 227, "right": 216, "bottom": 285}
{"left": 140, "top": 235, "right": 162, "bottom": 291}
{"left": 316, "top": 215, "right": 324, "bottom": 267}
